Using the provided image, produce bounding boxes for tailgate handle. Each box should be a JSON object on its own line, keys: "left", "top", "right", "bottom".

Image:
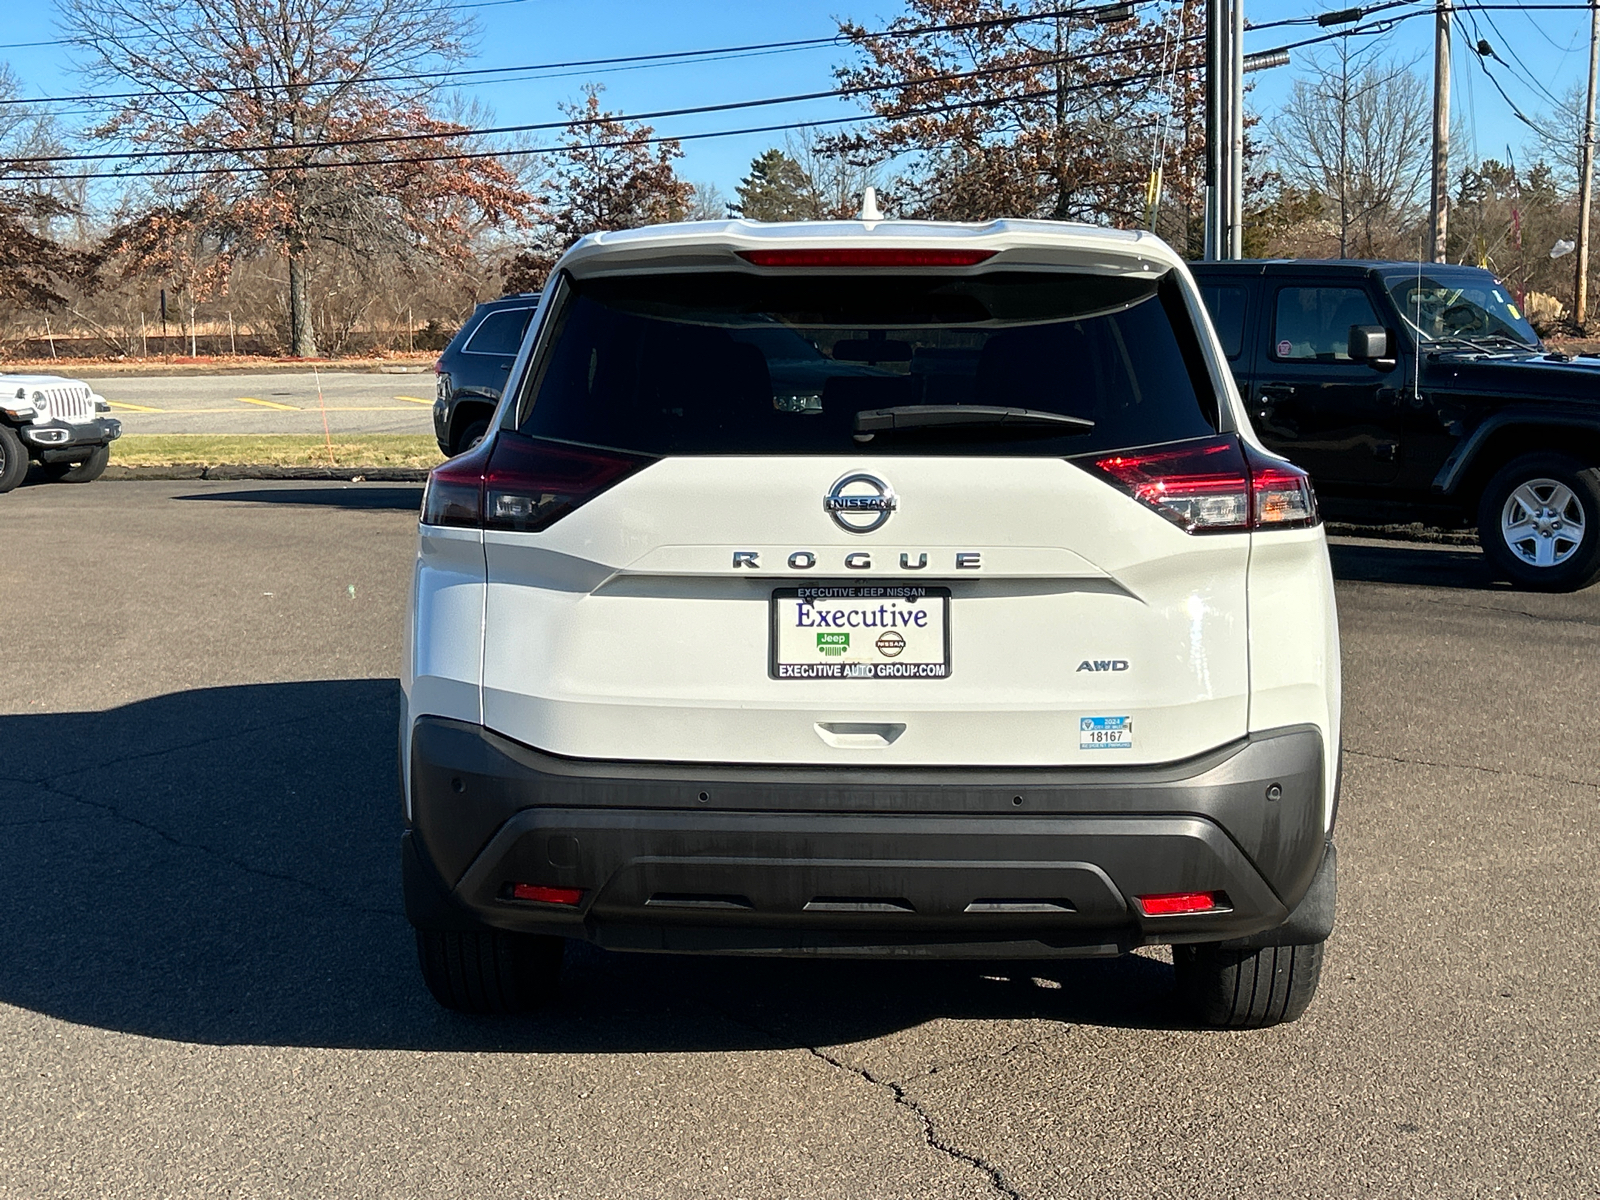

{"left": 815, "top": 722, "right": 906, "bottom": 749}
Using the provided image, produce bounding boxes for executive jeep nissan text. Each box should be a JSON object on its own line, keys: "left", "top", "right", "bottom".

{"left": 401, "top": 217, "right": 1342, "bottom": 1028}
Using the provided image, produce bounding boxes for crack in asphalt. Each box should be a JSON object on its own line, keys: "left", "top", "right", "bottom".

{"left": 798, "top": 1043, "right": 1027, "bottom": 1200}
{"left": 587, "top": 952, "right": 1031, "bottom": 1200}
{"left": 1346, "top": 747, "right": 1600, "bottom": 793}
{"left": 1412, "top": 594, "right": 1600, "bottom": 630}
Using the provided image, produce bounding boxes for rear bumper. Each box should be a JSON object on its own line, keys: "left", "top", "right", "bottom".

{"left": 404, "top": 717, "right": 1336, "bottom": 957}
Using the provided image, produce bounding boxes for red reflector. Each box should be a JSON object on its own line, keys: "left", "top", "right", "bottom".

{"left": 1137, "top": 891, "right": 1226, "bottom": 916}
{"left": 736, "top": 248, "right": 997, "bottom": 268}
{"left": 511, "top": 883, "right": 584, "bottom": 906}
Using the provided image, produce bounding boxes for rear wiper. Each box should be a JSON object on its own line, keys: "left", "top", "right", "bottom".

{"left": 853, "top": 405, "right": 1095, "bottom": 437}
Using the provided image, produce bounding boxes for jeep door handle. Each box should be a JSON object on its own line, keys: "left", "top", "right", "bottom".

{"left": 1259, "top": 384, "right": 1295, "bottom": 400}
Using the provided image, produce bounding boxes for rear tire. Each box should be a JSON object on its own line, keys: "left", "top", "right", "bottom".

{"left": 415, "top": 928, "right": 563, "bottom": 1014}
{"left": 1173, "top": 941, "right": 1324, "bottom": 1028}
{"left": 42, "top": 445, "right": 110, "bottom": 484}
{"left": 1477, "top": 452, "right": 1600, "bottom": 592}
{"left": 451, "top": 418, "right": 490, "bottom": 457}
{"left": 0, "top": 426, "right": 27, "bottom": 493}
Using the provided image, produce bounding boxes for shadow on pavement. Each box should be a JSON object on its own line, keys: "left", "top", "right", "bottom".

{"left": 0, "top": 681, "right": 1181, "bottom": 1052}
{"left": 175, "top": 485, "right": 424, "bottom": 511}
{"left": 1328, "top": 538, "right": 1503, "bottom": 590}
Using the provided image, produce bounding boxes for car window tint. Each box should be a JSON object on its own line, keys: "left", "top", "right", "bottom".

{"left": 465, "top": 308, "right": 533, "bottom": 356}
{"left": 1272, "top": 287, "right": 1379, "bottom": 362}
{"left": 1198, "top": 284, "right": 1247, "bottom": 358}
{"left": 518, "top": 270, "right": 1220, "bottom": 458}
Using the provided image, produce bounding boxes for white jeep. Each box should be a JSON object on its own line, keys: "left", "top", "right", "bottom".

{"left": 0, "top": 374, "right": 122, "bottom": 493}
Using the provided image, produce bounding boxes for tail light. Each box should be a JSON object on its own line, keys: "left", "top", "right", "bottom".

{"left": 421, "top": 431, "right": 653, "bottom": 531}
{"left": 1079, "top": 435, "right": 1318, "bottom": 534}
{"left": 432, "top": 358, "right": 443, "bottom": 373}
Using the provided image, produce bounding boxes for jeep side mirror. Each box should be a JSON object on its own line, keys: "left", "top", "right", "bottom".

{"left": 1348, "top": 325, "right": 1391, "bottom": 361}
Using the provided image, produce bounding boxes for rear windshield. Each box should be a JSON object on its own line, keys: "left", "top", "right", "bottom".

{"left": 517, "top": 270, "right": 1219, "bottom": 456}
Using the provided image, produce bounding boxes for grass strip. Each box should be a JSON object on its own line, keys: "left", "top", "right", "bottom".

{"left": 111, "top": 433, "right": 445, "bottom": 468}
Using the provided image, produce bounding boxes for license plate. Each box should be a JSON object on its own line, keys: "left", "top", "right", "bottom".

{"left": 770, "top": 585, "right": 951, "bottom": 680}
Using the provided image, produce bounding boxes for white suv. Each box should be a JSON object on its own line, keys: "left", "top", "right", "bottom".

{"left": 400, "top": 219, "right": 1341, "bottom": 1028}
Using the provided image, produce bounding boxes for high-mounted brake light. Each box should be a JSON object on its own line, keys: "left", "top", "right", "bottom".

{"left": 1136, "top": 891, "right": 1230, "bottom": 916}
{"left": 421, "top": 432, "right": 654, "bottom": 531}
{"left": 736, "top": 248, "right": 997, "bottom": 268}
{"left": 1080, "top": 435, "right": 1318, "bottom": 534}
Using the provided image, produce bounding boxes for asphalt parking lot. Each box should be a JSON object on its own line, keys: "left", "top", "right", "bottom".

{"left": 87, "top": 371, "right": 436, "bottom": 435}
{"left": 2, "top": 479, "right": 1597, "bottom": 1199}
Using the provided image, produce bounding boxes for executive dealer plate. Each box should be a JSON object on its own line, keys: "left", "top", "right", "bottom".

{"left": 770, "top": 585, "right": 951, "bottom": 680}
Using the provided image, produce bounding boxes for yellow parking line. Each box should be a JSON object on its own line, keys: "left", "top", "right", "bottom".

{"left": 236, "top": 396, "right": 300, "bottom": 410}
{"left": 106, "top": 401, "right": 164, "bottom": 412}
{"left": 394, "top": 395, "right": 433, "bottom": 405}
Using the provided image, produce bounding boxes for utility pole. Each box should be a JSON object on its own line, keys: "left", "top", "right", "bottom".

{"left": 1229, "top": 0, "right": 1245, "bottom": 257}
{"left": 1575, "top": 0, "right": 1600, "bottom": 328}
{"left": 1205, "top": 0, "right": 1230, "bottom": 258}
{"left": 1430, "top": 0, "right": 1452, "bottom": 262}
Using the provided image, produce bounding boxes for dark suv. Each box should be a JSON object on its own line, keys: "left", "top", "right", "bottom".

{"left": 432, "top": 293, "right": 541, "bottom": 457}
{"left": 1191, "top": 260, "right": 1600, "bottom": 590}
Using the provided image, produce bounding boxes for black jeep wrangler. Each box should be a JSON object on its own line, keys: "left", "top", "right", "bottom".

{"left": 1191, "top": 260, "right": 1600, "bottom": 590}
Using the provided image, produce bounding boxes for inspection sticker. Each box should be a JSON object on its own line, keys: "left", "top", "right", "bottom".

{"left": 1081, "top": 715, "right": 1133, "bottom": 750}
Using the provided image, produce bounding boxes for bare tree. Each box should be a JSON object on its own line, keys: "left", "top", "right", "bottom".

{"left": 0, "top": 64, "right": 91, "bottom": 311}
{"left": 686, "top": 182, "right": 729, "bottom": 221}
{"left": 1270, "top": 45, "right": 1432, "bottom": 258}
{"left": 785, "top": 129, "right": 882, "bottom": 219}
{"left": 829, "top": 0, "right": 1201, "bottom": 227}
{"left": 61, "top": 0, "right": 537, "bottom": 356}
{"left": 501, "top": 85, "right": 691, "bottom": 292}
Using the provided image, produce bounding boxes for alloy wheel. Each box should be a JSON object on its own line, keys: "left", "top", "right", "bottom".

{"left": 1500, "top": 477, "right": 1587, "bottom": 569}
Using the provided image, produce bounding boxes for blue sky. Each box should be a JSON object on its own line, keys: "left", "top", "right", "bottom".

{"left": 2, "top": 0, "right": 1594, "bottom": 196}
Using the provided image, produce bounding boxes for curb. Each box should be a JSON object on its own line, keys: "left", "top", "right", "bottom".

{"left": 31, "top": 361, "right": 433, "bottom": 379}
{"left": 1326, "top": 522, "right": 1480, "bottom": 547}
{"left": 103, "top": 465, "right": 430, "bottom": 482}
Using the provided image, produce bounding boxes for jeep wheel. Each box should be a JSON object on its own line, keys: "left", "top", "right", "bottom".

{"left": 452, "top": 417, "right": 490, "bottom": 457}
{"left": 42, "top": 445, "right": 111, "bottom": 484}
{"left": 0, "top": 426, "right": 27, "bottom": 493}
{"left": 415, "top": 928, "right": 563, "bottom": 1014}
{"left": 1477, "top": 453, "right": 1600, "bottom": 591}
{"left": 1173, "top": 941, "right": 1324, "bottom": 1028}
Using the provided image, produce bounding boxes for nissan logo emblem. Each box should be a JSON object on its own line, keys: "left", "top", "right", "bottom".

{"left": 824, "top": 472, "right": 897, "bottom": 533}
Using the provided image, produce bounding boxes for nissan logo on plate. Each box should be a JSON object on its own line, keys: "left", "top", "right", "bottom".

{"left": 825, "top": 472, "right": 897, "bottom": 533}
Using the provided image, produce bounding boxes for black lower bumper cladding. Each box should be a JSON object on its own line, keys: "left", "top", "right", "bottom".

{"left": 25, "top": 418, "right": 122, "bottom": 462}
{"left": 404, "top": 717, "right": 1336, "bottom": 957}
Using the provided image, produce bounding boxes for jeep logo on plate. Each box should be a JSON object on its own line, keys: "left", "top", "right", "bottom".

{"left": 825, "top": 472, "right": 897, "bottom": 533}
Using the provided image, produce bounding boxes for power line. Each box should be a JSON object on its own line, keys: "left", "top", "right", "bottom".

{"left": 0, "top": 3, "right": 1143, "bottom": 108}
{"left": 12, "top": 64, "right": 1197, "bottom": 184}
{"left": 3, "top": 33, "right": 1201, "bottom": 168}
